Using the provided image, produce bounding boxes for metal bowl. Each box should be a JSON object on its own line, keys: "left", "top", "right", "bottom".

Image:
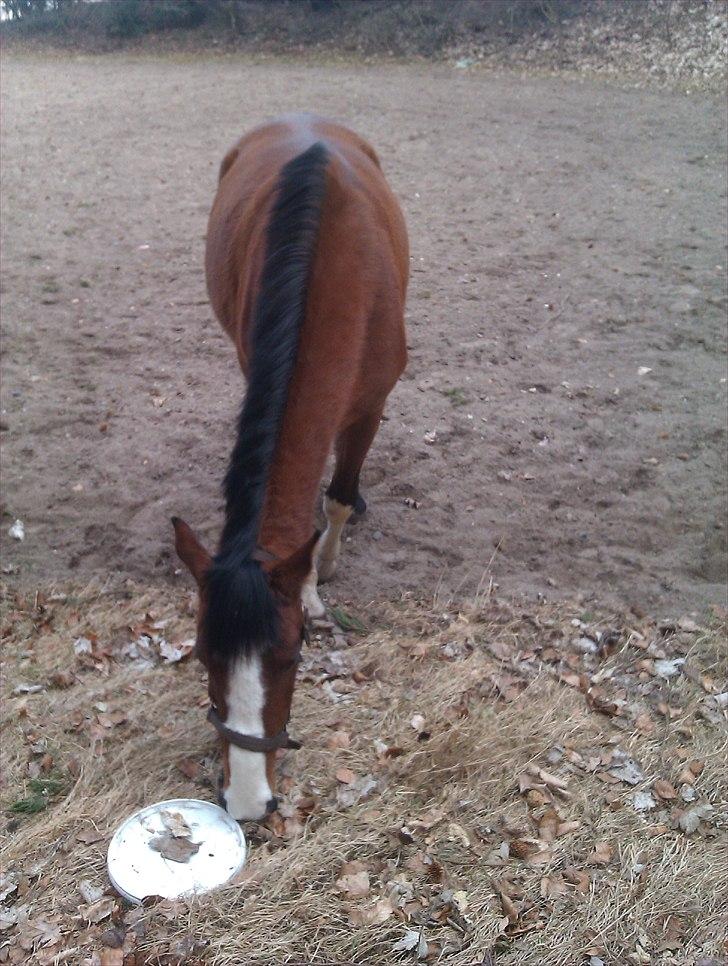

{"left": 107, "top": 798, "right": 247, "bottom": 904}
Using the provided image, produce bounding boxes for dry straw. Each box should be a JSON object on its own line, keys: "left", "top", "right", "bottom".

{"left": 1, "top": 581, "right": 725, "bottom": 965}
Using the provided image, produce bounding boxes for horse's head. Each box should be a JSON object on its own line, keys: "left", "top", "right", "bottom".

{"left": 172, "top": 517, "right": 315, "bottom": 821}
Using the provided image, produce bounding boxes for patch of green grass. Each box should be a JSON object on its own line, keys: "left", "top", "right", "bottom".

{"left": 580, "top": 611, "right": 596, "bottom": 624}
{"left": 9, "top": 776, "right": 67, "bottom": 815}
{"left": 441, "top": 387, "right": 468, "bottom": 407}
{"left": 41, "top": 278, "right": 60, "bottom": 294}
{"left": 330, "top": 607, "right": 367, "bottom": 634}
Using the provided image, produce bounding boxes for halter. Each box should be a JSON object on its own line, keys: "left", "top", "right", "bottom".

{"left": 205, "top": 617, "right": 310, "bottom": 754}
{"left": 207, "top": 705, "right": 301, "bottom": 752}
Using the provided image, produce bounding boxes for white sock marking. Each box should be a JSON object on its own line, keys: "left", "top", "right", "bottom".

{"left": 316, "top": 496, "right": 353, "bottom": 582}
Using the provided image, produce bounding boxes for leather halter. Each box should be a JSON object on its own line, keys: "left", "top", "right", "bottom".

{"left": 205, "top": 617, "right": 310, "bottom": 754}
{"left": 207, "top": 706, "right": 301, "bottom": 753}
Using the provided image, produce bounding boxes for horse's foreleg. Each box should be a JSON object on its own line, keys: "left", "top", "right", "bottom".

{"left": 301, "top": 494, "right": 354, "bottom": 617}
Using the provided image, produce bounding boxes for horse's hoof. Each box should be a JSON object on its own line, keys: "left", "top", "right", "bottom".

{"left": 354, "top": 493, "right": 367, "bottom": 516}
{"left": 301, "top": 583, "right": 326, "bottom": 619}
{"left": 317, "top": 556, "right": 337, "bottom": 583}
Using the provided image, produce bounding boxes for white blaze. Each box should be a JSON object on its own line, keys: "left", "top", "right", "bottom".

{"left": 222, "top": 654, "right": 273, "bottom": 821}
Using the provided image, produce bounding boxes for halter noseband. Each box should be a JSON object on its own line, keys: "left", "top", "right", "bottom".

{"left": 205, "top": 617, "right": 310, "bottom": 754}
{"left": 206, "top": 705, "right": 302, "bottom": 753}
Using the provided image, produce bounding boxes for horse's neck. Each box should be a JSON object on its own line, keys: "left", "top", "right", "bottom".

{"left": 257, "top": 384, "right": 335, "bottom": 560}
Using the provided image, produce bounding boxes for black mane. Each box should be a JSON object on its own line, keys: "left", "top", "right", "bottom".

{"left": 204, "top": 141, "right": 329, "bottom": 662}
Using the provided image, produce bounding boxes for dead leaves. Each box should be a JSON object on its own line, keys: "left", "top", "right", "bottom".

{"left": 518, "top": 764, "right": 571, "bottom": 805}
{"left": 336, "top": 773, "right": 378, "bottom": 809}
{"left": 348, "top": 897, "right": 393, "bottom": 927}
{"left": 335, "top": 861, "right": 371, "bottom": 898}
{"left": 677, "top": 758, "right": 704, "bottom": 787}
{"left": 148, "top": 833, "right": 200, "bottom": 863}
{"left": 73, "top": 618, "right": 193, "bottom": 675}
{"left": 148, "top": 810, "right": 200, "bottom": 863}
{"left": 586, "top": 841, "right": 614, "bottom": 866}
{"left": 326, "top": 730, "right": 351, "bottom": 750}
{"left": 677, "top": 804, "right": 714, "bottom": 835}
{"left": 79, "top": 897, "right": 116, "bottom": 924}
{"left": 653, "top": 778, "right": 677, "bottom": 801}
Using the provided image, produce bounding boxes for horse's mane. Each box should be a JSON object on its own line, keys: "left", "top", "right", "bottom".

{"left": 204, "top": 141, "right": 329, "bottom": 662}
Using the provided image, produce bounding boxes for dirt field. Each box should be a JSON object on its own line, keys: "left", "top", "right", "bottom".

{"left": 1, "top": 55, "right": 726, "bottom": 617}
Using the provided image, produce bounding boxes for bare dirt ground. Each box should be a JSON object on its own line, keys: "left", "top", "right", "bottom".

{"left": 1, "top": 55, "right": 726, "bottom": 616}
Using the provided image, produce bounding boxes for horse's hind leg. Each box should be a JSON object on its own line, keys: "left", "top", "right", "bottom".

{"left": 317, "top": 407, "right": 384, "bottom": 583}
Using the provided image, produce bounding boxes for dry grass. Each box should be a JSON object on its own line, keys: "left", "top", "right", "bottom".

{"left": 1, "top": 581, "right": 726, "bottom": 965}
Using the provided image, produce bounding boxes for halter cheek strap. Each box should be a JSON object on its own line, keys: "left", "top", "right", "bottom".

{"left": 207, "top": 706, "right": 302, "bottom": 753}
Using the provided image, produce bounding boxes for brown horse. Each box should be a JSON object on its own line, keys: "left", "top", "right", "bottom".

{"left": 172, "top": 115, "right": 408, "bottom": 820}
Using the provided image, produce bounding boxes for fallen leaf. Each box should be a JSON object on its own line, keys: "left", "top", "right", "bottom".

{"left": 0, "top": 875, "right": 18, "bottom": 903}
{"left": 159, "top": 638, "right": 194, "bottom": 664}
{"left": 498, "top": 888, "right": 519, "bottom": 923}
{"left": 586, "top": 841, "right": 614, "bottom": 866}
{"left": 80, "top": 897, "right": 116, "bottom": 923}
{"left": 160, "top": 810, "right": 191, "bottom": 838}
{"left": 12, "top": 683, "right": 44, "bottom": 695}
{"left": 74, "top": 636, "right": 93, "bottom": 656}
{"left": 8, "top": 520, "right": 25, "bottom": 541}
{"left": 654, "top": 658, "right": 685, "bottom": 679}
{"left": 50, "top": 671, "right": 74, "bottom": 689}
{"left": 335, "top": 767, "right": 357, "bottom": 785}
{"left": 393, "top": 929, "right": 420, "bottom": 952}
{"left": 335, "top": 863, "right": 370, "bottom": 898}
{"left": 76, "top": 828, "right": 103, "bottom": 845}
{"left": 678, "top": 759, "right": 704, "bottom": 786}
{"left": 538, "top": 808, "right": 560, "bottom": 842}
{"left": 176, "top": 757, "right": 200, "bottom": 780}
{"left": 348, "top": 897, "right": 393, "bottom": 927}
{"left": 634, "top": 712, "right": 655, "bottom": 735}
{"left": 678, "top": 809, "right": 701, "bottom": 834}
{"left": 526, "top": 764, "right": 570, "bottom": 793}
{"left": 78, "top": 879, "right": 104, "bottom": 904}
{"left": 148, "top": 832, "right": 200, "bottom": 863}
{"left": 100, "top": 950, "right": 124, "bottom": 966}
{"left": 560, "top": 672, "right": 583, "bottom": 689}
{"left": 678, "top": 804, "right": 712, "bottom": 835}
{"left": 327, "top": 730, "right": 351, "bottom": 750}
{"left": 509, "top": 838, "right": 539, "bottom": 860}
{"left": 336, "top": 774, "right": 377, "bottom": 809}
{"left": 632, "top": 792, "right": 657, "bottom": 812}
{"left": 608, "top": 751, "right": 645, "bottom": 786}
{"left": 654, "top": 779, "right": 677, "bottom": 801}
{"left": 540, "top": 874, "right": 569, "bottom": 898}
{"left": 557, "top": 820, "right": 580, "bottom": 837}
{"left": 563, "top": 866, "right": 590, "bottom": 893}
{"left": 100, "top": 926, "right": 126, "bottom": 949}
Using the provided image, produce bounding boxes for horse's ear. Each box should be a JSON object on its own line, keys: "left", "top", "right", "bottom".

{"left": 269, "top": 531, "right": 320, "bottom": 601}
{"left": 171, "top": 516, "right": 211, "bottom": 585}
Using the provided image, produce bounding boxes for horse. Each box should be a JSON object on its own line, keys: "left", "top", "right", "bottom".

{"left": 172, "top": 115, "right": 408, "bottom": 821}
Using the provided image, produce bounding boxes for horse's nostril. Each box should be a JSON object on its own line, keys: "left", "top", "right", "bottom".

{"left": 265, "top": 797, "right": 279, "bottom": 815}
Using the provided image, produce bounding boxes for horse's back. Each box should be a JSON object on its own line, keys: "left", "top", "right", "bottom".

{"left": 205, "top": 115, "right": 408, "bottom": 369}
